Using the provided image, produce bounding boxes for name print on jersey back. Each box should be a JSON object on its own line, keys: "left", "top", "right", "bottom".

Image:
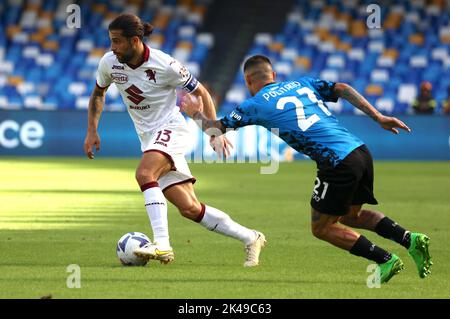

{"left": 221, "top": 77, "right": 364, "bottom": 168}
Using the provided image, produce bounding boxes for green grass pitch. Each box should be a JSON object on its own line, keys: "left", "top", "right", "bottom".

{"left": 0, "top": 158, "right": 449, "bottom": 299}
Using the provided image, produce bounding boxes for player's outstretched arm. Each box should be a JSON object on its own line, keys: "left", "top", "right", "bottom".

{"left": 181, "top": 94, "right": 226, "bottom": 135}
{"left": 190, "top": 83, "right": 217, "bottom": 121}
{"left": 190, "top": 84, "right": 233, "bottom": 157}
{"left": 334, "top": 83, "right": 411, "bottom": 134}
{"left": 84, "top": 85, "right": 107, "bottom": 159}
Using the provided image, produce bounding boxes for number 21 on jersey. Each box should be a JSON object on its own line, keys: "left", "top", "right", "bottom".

{"left": 276, "top": 87, "right": 331, "bottom": 131}
{"left": 312, "top": 177, "right": 329, "bottom": 202}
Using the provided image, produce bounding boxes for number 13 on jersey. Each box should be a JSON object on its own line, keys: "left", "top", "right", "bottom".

{"left": 276, "top": 87, "right": 331, "bottom": 131}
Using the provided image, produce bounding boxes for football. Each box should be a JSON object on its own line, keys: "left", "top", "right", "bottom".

{"left": 116, "top": 232, "right": 151, "bottom": 266}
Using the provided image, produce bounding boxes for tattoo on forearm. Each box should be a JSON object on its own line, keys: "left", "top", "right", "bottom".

{"left": 339, "top": 86, "right": 380, "bottom": 121}
{"left": 89, "top": 89, "right": 105, "bottom": 116}
{"left": 193, "top": 111, "right": 226, "bottom": 134}
{"left": 88, "top": 89, "right": 105, "bottom": 130}
{"left": 89, "top": 98, "right": 100, "bottom": 115}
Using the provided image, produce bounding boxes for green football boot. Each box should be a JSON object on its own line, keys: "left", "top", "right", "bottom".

{"left": 378, "top": 254, "right": 404, "bottom": 284}
{"left": 408, "top": 233, "right": 432, "bottom": 278}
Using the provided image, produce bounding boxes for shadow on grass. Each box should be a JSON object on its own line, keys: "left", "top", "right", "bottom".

{"left": 0, "top": 275, "right": 358, "bottom": 286}
{"left": 1, "top": 189, "right": 140, "bottom": 195}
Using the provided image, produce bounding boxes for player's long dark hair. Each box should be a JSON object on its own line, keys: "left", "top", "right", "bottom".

{"left": 108, "top": 14, "right": 153, "bottom": 40}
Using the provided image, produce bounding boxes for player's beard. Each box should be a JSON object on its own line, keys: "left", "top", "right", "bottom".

{"left": 116, "top": 50, "right": 134, "bottom": 64}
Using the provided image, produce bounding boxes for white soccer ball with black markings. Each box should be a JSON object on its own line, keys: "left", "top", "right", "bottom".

{"left": 116, "top": 232, "right": 151, "bottom": 266}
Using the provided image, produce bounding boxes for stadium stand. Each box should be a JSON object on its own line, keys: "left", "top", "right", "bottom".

{"left": 1, "top": 0, "right": 449, "bottom": 116}
{"left": 0, "top": 0, "right": 214, "bottom": 111}
{"left": 220, "top": 0, "right": 450, "bottom": 116}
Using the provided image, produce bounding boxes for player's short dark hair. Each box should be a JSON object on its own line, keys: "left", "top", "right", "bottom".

{"left": 243, "top": 55, "right": 272, "bottom": 73}
{"left": 108, "top": 14, "right": 153, "bottom": 40}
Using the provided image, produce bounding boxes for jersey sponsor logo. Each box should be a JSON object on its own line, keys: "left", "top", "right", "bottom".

{"left": 129, "top": 104, "right": 151, "bottom": 110}
{"left": 112, "top": 65, "right": 125, "bottom": 70}
{"left": 230, "top": 110, "right": 242, "bottom": 121}
{"left": 111, "top": 72, "right": 128, "bottom": 84}
{"left": 154, "top": 141, "right": 168, "bottom": 147}
{"left": 145, "top": 69, "right": 156, "bottom": 83}
{"left": 125, "top": 84, "right": 145, "bottom": 105}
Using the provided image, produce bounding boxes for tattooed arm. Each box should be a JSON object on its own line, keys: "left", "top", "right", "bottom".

{"left": 192, "top": 111, "right": 227, "bottom": 135}
{"left": 182, "top": 94, "right": 226, "bottom": 135}
{"left": 333, "top": 83, "right": 382, "bottom": 121}
{"left": 84, "top": 85, "right": 107, "bottom": 159}
{"left": 190, "top": 83, "right": 232, "bottom": 156}
{"left": 333, "top": 83, "right": 411, "bottom": 134}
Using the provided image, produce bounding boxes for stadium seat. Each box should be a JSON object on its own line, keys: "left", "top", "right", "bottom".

{"left": 222, "top": 0, "right": 449, "bottom": 114}
{"left": 225, "top": 85, "right": 248, "bottom": 105}
{"left": 320, "top": 69, "right": 339, "bottom": 82}
{"left": 0, "top": 0, "right": 215, "bottom": 110}
{"left": 375, "top": 97, "right": 395, "bottom": 114}
{"left": 1, "top": 0, "right": 449, "bottom": 114}
{"left": 397, "top": 84, "right": 418, "bottom": 105}
{"left": 371, "top": 69, "right": 390, "bottom": 83}
{"left": 75, "top": 96, "right": 90, "bottom": 110}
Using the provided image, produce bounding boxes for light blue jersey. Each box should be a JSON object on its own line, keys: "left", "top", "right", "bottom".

{"left": 221, "top": 77, "right": 364, "bottom": 168}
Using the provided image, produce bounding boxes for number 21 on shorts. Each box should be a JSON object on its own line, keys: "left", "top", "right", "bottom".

{"left": 312, "top": 177, "right": 329, "bottom": 202}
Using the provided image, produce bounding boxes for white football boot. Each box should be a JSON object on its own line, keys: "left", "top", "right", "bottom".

{"left": 244, "top": 231, "right": 266, "bottom": 267}
{"left": 133, "top": 242, "right": 174, "bottom": 264}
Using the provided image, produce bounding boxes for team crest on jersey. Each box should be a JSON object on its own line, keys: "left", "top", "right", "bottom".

{"left": 178, "top": 65, "right": 189, "bottom": 80}
{"left": 111, "top": 73, "right": 128, "bottom": 84}
{"left": 170, "top": 60, "right": 190, "bottom": 80}
{"left": 145, "top": 69, "right": 156, "bottom": 83}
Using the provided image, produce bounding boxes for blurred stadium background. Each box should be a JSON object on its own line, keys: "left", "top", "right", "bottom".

{"left": 0, "top": 0, "right": 449, "bottom": 158}
{"left": 1, "top": 0, "right": 450, "bottom": 300}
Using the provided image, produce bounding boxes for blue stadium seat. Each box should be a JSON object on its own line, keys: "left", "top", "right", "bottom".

{"left": 0, "top": 0, "right": 215, "bottom": 110}
{"left": 1, "top": 0, "right": 448, "bottom": 114}
{"left": 222, "top": 0, "right": 449, "bottom": 114}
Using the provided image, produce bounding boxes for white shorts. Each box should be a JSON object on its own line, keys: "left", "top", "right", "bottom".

{"left": 138, "top": 112, "right": 195, "bottom": 191}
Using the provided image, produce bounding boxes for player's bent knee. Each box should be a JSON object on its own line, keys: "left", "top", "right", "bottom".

{"left": 135, "top": 168, "right": 157, "bottom": 185}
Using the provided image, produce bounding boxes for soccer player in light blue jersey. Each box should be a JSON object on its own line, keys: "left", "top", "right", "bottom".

{"left": 182, "top": 55, "right": 432, "bottom": 283}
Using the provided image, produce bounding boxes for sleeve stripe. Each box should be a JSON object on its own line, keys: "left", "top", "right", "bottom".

{"left": 181, "top": 74, "right": 193, "bottom": 88}
{"left": 96, "top": 81, "right": 109, "bottom": 89}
